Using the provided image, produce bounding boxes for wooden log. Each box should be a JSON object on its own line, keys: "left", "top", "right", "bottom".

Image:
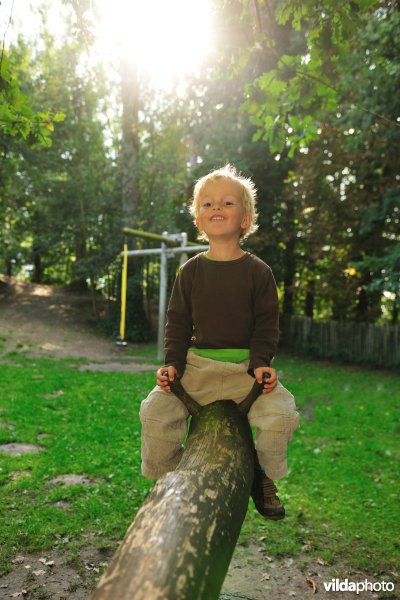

{"left": 90, "top": 379, "right": 264, "bottom": 600}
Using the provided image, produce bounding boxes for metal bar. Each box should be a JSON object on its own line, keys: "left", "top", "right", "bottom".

{"left": 123, "top": 227, "right": 180, "bottom": 245}
{"left": 162, "top": 245, "right": 208, "bottom": 253}
{"left": 120, "top": 245, "right": 208, "bottom": 257}
{"left": 121, "top": 248, "right": 168, "bottom": 257}
{"left": 123, "top": 227, "right": 201, "bottom": 247}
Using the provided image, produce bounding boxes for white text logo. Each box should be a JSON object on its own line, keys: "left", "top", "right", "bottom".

{"left": 323, "top": 578, "right": 395, "bottom": 594}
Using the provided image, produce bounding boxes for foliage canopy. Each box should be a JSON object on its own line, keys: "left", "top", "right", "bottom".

{"left": 1, "top": 0, "right": 399, "bottom": 333}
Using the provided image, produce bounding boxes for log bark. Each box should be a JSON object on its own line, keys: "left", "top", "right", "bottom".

{"left": 90, "top": 400, "right": 255, "bottom": 600}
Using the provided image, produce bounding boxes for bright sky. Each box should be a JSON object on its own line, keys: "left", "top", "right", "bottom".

{"left": 95, "top": 0, "right": 214, "bottom": 87}
{"left": 2, "top": 0, "right": 214, "bottom": 89}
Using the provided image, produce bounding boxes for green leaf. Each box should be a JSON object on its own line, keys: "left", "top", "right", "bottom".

{"left": 269, "top": 78, "right": 287, "bottom": 98}
{"left": 352, "top": 0, "right": 379, "bottom": 8}
{"left": 289, "top": 115, "right": 300, "bottom": 130}
{"left": 257, "top": 71, "right": 277, "bottom": 92}
{"left": 269, "top": 118, "right": 286, "bottom": 153}
{"left": 53, "top": 112, "right": 66, "bottom": 122}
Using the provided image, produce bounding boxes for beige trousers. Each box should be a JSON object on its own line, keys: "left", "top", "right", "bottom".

{"left": 140, "top": 350, "right": 300, "bottom": 480}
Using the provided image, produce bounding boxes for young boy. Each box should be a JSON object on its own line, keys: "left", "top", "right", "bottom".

{"left": 140, "top": 164, "right": 299, "bottom": 520}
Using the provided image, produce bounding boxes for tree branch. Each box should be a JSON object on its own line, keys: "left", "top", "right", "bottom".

{"left": 259, "top": 2, "right": 400, "bottom": 130}
{"left": 290, "top": 64, "right": 400, "bottom": 128}
{"left": 253, "top": 0, "right": 263, "bottom": 34}
{"left": 0, "top": 0, "right": 15, "bottom": 74}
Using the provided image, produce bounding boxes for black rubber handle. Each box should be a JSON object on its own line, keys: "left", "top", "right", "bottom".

{"left": 237, "top": 371, "right": 271, "bottom": 416}
{"left": 161, "top": 371, "right": 201, "bottom": 416}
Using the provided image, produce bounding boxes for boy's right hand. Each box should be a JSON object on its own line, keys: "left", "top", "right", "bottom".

{"left": 156, "top": 365, "right": 178, "bottom": 393}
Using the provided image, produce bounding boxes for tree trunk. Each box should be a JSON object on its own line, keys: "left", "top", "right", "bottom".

{"left": 90, "top": 400, "right": 255, "bottom": 600}
{"left": 32, "top": 246, "right": 42, "bottom": 284}
{"left": 355, "top": 274, "right": 382, "bottom": 322}
{"left": 121, "top": 56, "right": 140, "bottom": 227}
{"left": 283, "top": 197, "right": 296, "bottom": 316}
{"left": 392, "top": 296, "right": 398, "bottom": 325}
{"left": 305, "top": 277, "right": 315, "bottom": 318}
{"left": 6, "top": 258, "right": 12, "bottom": 277}
{"left": 119, "top": 58, "right": 149, "bottom": 339}
{"left": 71, "top": 231, "right": 88, "bottom": 292}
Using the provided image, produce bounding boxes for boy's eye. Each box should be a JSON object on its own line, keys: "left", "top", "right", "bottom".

{"left": 200, "top": 199, "right": 237, "bottom": 208}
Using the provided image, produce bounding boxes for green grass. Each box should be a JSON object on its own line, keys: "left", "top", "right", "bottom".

{"left": 124, "top": 342, "right": 158, "bottom": 358}
{"left": 242, "top": 356, "right": 400, "bottom": 576}
{"left": 123, "top": 342, "right": 161, "bottom": 364}
{"left": 0, "top": 357, "right": 155, "bottom": 574}
{"left": 0, "top": 352, "right": 399, "bottom": 578}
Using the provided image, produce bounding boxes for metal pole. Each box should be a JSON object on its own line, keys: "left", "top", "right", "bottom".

{"left": 116, "top": 242, "right": 129, "bottom": 347}
{"left": 121, "top": 245, "right": 207, "bottom": 257}
{"left": 118, "top": 232, "right": 207, "bottom": 356}
{"left": 180, "top": 232, "right": 188, "bottom": 266}
{"left": 120, "top": 243, "right": 128, "bottom": 341}
{"left": 157, "top": 240, "right": 168, "bottom": 361}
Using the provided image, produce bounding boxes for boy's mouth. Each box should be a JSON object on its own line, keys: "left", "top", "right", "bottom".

{"left": 210, "top": 216, "right": 225, "bottom": 221}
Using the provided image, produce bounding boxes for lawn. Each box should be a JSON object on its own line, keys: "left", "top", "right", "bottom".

{"left": 0, "top": 351, "right": 398, "bottom": 579}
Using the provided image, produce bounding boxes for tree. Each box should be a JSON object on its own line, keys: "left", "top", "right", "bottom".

{"left": 120, "top": 55, "right": 140, "bottom": 227}
{"left": 1, "top": 28, "right": 121, "bottom": 289}
{"left": 218, "top": 0, "right": 400, "bottom": 322}
{"left": 1, "top": 0, "right": 65, "bottom": 148}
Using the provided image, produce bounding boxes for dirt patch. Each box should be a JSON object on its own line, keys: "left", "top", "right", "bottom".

{"left": 222, "top": 541, "right": 394, "bottom": 599}
{"left": 0, "top": 423, "right": 15, "bottom": 430}
{"left": 49, "top": 475, "right": 99, "bottom": 487}
{"left": 0, "top": 443, "right": 43, "bottom": 456}
{"left": 0, "top": 543, "right": 392, "bottom": 600}
{"left": 0, "top": 275, "right": 155, "bottom": 371}
{"left": 0, "top": 547, "right": 112, "bottom": 600}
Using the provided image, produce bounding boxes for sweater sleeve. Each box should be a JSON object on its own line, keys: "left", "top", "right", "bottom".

{"left": 248, "top": 265, "right": 279, "bottom": 374}
{"left": 164, "top": 266, "right": 193, "bottom": 377}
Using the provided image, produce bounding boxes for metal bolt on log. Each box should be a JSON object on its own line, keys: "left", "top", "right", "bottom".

{"left": 90, "top": 375, "right": 268, "bottom": 600}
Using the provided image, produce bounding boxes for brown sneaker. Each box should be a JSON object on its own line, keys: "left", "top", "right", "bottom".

{"left": 251, "top": 470, "right": 285, "bottom": 521}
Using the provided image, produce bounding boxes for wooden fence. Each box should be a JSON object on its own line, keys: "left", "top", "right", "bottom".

{"left": 280, "top": 315, "right": 400, "bottom": 369}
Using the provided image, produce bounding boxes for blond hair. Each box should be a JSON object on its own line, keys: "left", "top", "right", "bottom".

{"left": 189, "top": 164, "right": 259, "bottom": 242}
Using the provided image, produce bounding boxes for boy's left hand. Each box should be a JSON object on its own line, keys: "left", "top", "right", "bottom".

{"left": 254, "top": 366, "right": 278, "bottom": 394}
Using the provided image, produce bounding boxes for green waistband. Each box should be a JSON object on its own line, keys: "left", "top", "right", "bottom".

{"left": 190, "top": 347, "right": 250, "bottom": 363}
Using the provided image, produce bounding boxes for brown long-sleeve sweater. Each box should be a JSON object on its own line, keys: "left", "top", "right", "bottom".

{"left": 164, "top": 252, "right": 279, "bottom": 377}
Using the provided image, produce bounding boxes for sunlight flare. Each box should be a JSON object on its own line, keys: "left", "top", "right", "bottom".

{"left": 94, "top": 0, "right": 213, "bottom": 87}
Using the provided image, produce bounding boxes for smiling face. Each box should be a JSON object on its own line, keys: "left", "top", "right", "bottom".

{"left": 195, "top": 179, "right": 251, "bottom": 242}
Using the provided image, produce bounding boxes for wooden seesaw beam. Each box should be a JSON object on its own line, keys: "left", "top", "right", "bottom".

{"left": 89, "top": 375, "right": 267, "bottom": 600}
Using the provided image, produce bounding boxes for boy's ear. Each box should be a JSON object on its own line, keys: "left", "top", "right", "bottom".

{"left": 195, "top": 216, "right": 201, "bottom": 230}
{"left": 241, "top": 212, "right": 251, "bottom": 229}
